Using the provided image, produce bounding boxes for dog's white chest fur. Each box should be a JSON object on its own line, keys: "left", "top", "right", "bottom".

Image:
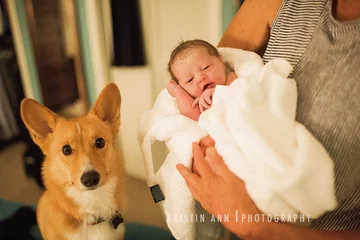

{"left": 69, "top": 222, "right": 125, "bottom": 240}
{"left": 66, "top": 177, "right": 125, "bottom": 239}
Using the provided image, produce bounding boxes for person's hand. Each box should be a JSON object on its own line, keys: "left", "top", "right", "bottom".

{"left": 192, "top": 88, "right": 215, "bottom": 112}
{"left": 177, "top": 139, "right": 262, "bottom": 238}
{"left": 192, "top": 135, "right": 214, "bottom": 175}
{"left": 166, "top": 80, "right": 179, "bottom": 97}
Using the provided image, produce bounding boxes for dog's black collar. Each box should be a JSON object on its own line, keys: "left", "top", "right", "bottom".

{"left": 88, "top": 213, "right": 124, "bottom": 229}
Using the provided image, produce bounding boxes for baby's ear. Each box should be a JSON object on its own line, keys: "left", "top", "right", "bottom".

{"left": 20, "top": 99, "right": 58, "bottom": 149}
{"left": 89, "top": 83, "right": 121, "bottom": 136}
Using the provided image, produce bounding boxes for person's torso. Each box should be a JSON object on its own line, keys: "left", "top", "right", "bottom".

{"left": 263, "top": 0, "right": 360, "bottom": 230}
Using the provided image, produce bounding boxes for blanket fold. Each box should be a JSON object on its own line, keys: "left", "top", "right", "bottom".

{"left": 138, "top": 48, "right": 337, "bottom": 240}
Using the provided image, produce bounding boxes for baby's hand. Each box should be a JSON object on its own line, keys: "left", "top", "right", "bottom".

{"left": 192, "top": 88, "right": 215, "bottom": 112}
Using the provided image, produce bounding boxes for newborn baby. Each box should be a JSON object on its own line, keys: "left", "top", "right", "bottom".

{"left": 166, "top": 39, "right": 237, "bottom": 121}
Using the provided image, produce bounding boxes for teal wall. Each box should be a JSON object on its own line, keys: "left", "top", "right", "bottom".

{"left": 14, "top": 0, "right": 42, "bottom": 103}
{"left": 75, "top": 0, "right": 97, "bottom": 107}
{"left": 222, "top": 0, "right": 242, "bottom": 33}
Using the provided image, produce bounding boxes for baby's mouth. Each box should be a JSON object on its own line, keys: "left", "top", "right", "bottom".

{"left": 203, "top": 83, "right": 212, "bottom": 90}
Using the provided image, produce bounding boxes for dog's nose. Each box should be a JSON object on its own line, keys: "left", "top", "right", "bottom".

{"left": 81, "top": 171, "right": 100, "bottom": 188}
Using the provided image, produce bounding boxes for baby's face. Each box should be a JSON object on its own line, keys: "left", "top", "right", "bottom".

{"left": 172, "top": 47, "right": 227, "bottom": 98}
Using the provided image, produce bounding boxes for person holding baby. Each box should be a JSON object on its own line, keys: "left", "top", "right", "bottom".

{"left": 174, "top": 0, "right": 360, "bottom": 239}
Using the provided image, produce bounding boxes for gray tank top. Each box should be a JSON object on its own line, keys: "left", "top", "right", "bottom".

{"left": 263, "top": 0, "right": 360, "bottom": 231}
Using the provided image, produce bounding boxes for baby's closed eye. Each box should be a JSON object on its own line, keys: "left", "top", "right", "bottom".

{"left": 203, "top": 65, "right": 210, "bottom": 70}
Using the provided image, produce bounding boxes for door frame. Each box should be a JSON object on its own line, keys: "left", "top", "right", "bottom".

{"left": 7, "top": 0, "right": 42, "bottom": 103}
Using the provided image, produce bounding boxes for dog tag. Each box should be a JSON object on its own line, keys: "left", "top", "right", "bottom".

{"left": 150, "top": 184, "right": 165, "bottom": 203}
{"left": 111, "top": 215, "right": 124, "bottom": 229}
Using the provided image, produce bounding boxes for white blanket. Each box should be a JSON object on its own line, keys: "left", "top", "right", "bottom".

{"left": 138, "top": 48, "right": 337, "bottom": 240}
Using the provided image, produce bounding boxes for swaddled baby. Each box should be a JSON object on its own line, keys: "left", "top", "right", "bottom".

{"left": 138, "top": 40, "right": 337, "bottom": 240}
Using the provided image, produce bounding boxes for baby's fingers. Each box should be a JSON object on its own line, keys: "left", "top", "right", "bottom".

{"left": 199, "top": 103, "right": 204, "bottom": 112}
{"left": 204, "top": 95, "right": 212, "bottom": 105}
{"left": 200, "top": 98, "right": 210, "bottom": 110}
{"left": 192, "top": 98, "right": 200, "bottom": 108}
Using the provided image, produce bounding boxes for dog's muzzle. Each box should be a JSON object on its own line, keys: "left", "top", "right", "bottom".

{"left": 81, "top": 171, "right": 100, "bottom": 188}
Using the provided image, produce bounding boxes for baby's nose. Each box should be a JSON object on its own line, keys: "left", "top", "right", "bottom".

{"left": 197, "top": 74, "right": 206, "bottom": 83}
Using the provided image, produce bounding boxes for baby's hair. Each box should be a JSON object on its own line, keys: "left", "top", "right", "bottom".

{"left": 168, "top": 39, "right": 220, "bottom": 83}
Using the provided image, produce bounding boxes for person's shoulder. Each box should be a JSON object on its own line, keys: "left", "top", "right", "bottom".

{"left": 218, "top": 0, "right": 283, "bottom": 53}
{"left": 244, "top": 0, "right": 283, "bottom": 27}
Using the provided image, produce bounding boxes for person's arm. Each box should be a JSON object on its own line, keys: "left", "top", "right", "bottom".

{"left": 177, "top": 137, "right": 360, "bottom": 240}
{"left": 166, "top": 81, "right": 201, "bottom": 121}
{"left": 218, "top": 0, "right": 283, "bottom": 56}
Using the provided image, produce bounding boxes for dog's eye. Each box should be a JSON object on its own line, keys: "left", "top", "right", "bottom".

{"left": 62, "top": 145, "right": 72, "bottom": 156}
{"left": 95, "top": 138, "right": 105, "bottom": 148}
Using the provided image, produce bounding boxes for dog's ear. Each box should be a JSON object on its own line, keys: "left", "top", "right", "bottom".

{"left": 20, "top": 98, "right": 58, "bottom": 148}
{"left": 89, "top": 83, "right": 121, "bottom": 136}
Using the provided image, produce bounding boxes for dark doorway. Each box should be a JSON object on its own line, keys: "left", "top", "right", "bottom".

{"left": 24, "top": 0, "right": 87, "bottom": 113}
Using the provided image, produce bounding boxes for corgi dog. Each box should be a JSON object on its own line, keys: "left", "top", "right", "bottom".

{"left": 20, "top": 83, "right": 126, "bottom": 240}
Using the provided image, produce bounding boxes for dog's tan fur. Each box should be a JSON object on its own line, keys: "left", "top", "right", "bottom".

{"left": 21, "top": 83, "right": 126, "bottom": 240}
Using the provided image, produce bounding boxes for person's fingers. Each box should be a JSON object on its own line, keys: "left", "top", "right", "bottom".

{"left": 178, "top": 163, "right": 205, "bottom": 202}
{"left": 177, "top": 164, "right": 201, "bottom": 188}
{"left": 192, "top": 161, "right": 200, "bottom": 176}
{"left": 205, "top": 146, "right": 231, "bottom": 177}
{"left": 187, "top": 184, "right": 202, "bottom": 202}
{"left": 192, "top": 142, "right": 214, "bottom": 179}
{"left": 199, "top": 135, "right": 215, "bottom": 150}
